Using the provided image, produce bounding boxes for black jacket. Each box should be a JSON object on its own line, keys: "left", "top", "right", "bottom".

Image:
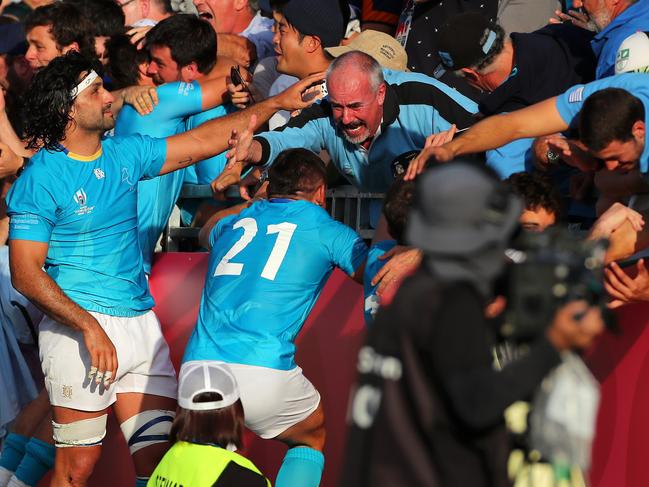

{"left": 341, "top": 270, "right": 561, "bottom": 486}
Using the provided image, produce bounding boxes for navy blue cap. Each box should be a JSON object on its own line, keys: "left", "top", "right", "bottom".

{"left": 0, "top": 23, "right": 27, "bottom": 56}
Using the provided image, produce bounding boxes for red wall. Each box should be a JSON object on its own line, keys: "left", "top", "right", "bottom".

{"left": 48, "top": 252, "right": 649, "bottom": 486}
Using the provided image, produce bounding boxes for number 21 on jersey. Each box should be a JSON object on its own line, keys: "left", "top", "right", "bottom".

{"left": 213, "top": 217, "right": 297, "bottom": 281}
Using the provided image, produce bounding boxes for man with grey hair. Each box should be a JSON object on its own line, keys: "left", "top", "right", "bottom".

{"left": 215, "top": 50, "right": 478, "bottom": 194}
{"left": 559, "top": 0, "right": 649, "bottom": 78}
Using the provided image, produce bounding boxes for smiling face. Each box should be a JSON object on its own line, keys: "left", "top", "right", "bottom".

{"left": 272, "top": 11, "right": 307, "bottom": 77}
{"left": 328, "top": 72, "right": 386, "bottom": 145}
{"left": 146, "top": 45, "right": 181, "bottom": 84}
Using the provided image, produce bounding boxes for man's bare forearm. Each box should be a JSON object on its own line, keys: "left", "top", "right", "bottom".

{"left": 11, "top": 263, "right": 98, "bottom": 332}
{"left": 163, "top": 96, "right": 282, "bottom": 173}
{"left": 447, "top": 98, "right": 568, "bottom": 159}
{"left": 0, "top": 111, "right": 30, "bottom": 157}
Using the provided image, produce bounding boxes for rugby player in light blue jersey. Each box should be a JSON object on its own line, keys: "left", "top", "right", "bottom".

{"left": 111, "top": 16, "right": 237, "bottom": 274}
{"left": 141, "top": 14, "right": 242, "bottom": 228}
{"left": 183, "top": 148, "right": 368, "bottom": 487}
{"left": 5, "top": 51, "right": 319, "bottom": 486}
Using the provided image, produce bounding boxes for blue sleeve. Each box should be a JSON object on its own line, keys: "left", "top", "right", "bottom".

{"left": 6, "top": 167, "right": 57, "bottom": 243}
{"left": 209, "top": 214, "right": 237, "bottom": 248}
{"left": 255, "top": 119, "right": 328, "bottom": 167}
{"left": 556, "top": 77, "right": 628, "bottom": 128}
{"left": 152, "top": 81, "right": 204, "bottom": 120}
{"left": 321, "top": 220, "right": 368, "bottom": 276}
{"left": 187, "top": 104, "right": 238, "bottom": 183}
{"left": 119, "top": 134, "right": 167, "bottom": 180}
{"left": 486, "top": 138, "right": 534, "bottom": 179}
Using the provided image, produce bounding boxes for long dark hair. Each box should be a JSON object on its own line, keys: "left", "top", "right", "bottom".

{"left": 22, "top": 52, "right": 101, "bottom": 151}
{"left": 169, "top": 392, "right": 246, "bottom": 450}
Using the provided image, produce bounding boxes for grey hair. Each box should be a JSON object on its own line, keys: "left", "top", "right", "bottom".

{"left": 326, "top": 50, "right": 384, "bottom": 92}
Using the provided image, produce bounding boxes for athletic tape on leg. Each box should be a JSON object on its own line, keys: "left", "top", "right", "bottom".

{"left": 120, "top": 410, "right": 175, "bottom": 455}
{"left": 52, "top": 414, "right": 107, "bottom": 448}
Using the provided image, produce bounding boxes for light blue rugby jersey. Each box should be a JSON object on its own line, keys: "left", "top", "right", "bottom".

{"left": 556, "top": 73, "right": 649, "bottom": 172}
{"left": 363, "top": 240, "right": 396, "bottom": 327}
{"left": 183, "top": 103, "right": 237, "bottom": 184}
{"left": 6, "top": 135, "right": 167, "bottom": 317}
{"left": 114, "top": 81, "right": 203, "bottom": 274}
{"left": 183, "top": 199, "right": 368, "bottom": 370}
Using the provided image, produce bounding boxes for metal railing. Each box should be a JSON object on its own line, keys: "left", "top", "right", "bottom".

{"left": 162, "top": 184, "right": 385, "bottom": 250}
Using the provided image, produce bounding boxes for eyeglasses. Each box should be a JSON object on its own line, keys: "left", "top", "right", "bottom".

{"left": 118, "top": 0, "right": 136, "bottom": 8}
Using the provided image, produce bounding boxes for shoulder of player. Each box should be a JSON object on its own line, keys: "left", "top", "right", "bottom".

{"left": 156, "top": 80, "right": 200, "bottom": 100}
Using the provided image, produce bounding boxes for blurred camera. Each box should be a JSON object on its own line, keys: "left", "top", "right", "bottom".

{"left": 501, "top": 228, "right": 612, "bottom": 342}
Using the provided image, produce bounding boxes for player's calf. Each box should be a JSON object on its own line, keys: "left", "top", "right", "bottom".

{"left": 275, "top": 404, "right": 326, "bottom": 487}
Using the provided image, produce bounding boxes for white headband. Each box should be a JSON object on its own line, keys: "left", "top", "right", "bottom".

{"left": 70, "top": 70, "right": 99, "bottom": 99}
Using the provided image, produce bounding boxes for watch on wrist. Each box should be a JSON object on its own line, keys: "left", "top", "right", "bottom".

{"left": 546, "top": 149, "right": 560, "bottom": 164}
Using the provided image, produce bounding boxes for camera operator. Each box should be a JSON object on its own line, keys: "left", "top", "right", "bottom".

{"left": 341, "top": 162, "right": 604, "bottom": 487}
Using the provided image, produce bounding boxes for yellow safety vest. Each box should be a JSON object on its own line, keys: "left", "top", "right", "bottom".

{"left": 147, "top": 441, "right": 271, "bottom": 487}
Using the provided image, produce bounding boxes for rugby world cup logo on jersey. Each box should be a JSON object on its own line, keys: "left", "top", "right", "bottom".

{"left": 73, "top": 188, "right": 95, "bottom": 216}
{"left": 74, "top": 188, "right": 87, "bottom": 206}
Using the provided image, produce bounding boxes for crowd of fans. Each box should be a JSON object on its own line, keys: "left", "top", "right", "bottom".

{"left": 0, "top": 0, "right": 648, "bottom": 485}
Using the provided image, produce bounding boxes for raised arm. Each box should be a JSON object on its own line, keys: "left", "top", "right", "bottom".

{"left": 9, "top": 239, "right": 118, "bottom": 385}
{"left": 160, "top": 73, "right": 324, "bottom": 175}
{"left": 405, "top": 97, "right": 569, "bottom": 179}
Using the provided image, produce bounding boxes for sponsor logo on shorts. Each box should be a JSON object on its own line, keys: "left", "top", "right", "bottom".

{"left": 62, "top": 385, "right": 72, "bottom": 399}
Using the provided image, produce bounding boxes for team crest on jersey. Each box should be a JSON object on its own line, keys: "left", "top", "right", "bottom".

{"left": 73, "top": 188, "right": 95, "bottom": 216}
{"left": 93, "top": 168, "right": 105, "bottom": 180}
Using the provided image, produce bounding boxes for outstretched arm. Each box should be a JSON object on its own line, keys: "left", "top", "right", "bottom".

{"left": 405, "top": 97, "right": 569, "bottom": 179}
{"left": 160, "top": 73, "right": 324, "bottom": 175}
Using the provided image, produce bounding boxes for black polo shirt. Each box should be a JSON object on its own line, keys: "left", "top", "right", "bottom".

{"left": 479, "top": 23, "right": 597, "bottom": 116}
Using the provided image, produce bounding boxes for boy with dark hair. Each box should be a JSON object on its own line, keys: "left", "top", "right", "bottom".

{"left": 185, "top": 147, "right": 368, "bottom": 487}
{"left": 506, "top": 172, "right": 561, "bottom": 232}
{"left": 24, "top": 2, "right": 96, "bottom": 70}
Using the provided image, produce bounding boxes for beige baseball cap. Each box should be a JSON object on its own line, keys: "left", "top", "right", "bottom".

{"left": 325, "top": 30, "right": 408, "bottom": 72}
{"left": 615, "top": 31, "right": 649, "bottom": 74}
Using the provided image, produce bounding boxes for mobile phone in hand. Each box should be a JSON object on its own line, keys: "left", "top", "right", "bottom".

{"left": 230, "top": 65, "right": 255, "bottom": 103}
{"left": 301, "top": 81, "right": 327, "bottom": 103}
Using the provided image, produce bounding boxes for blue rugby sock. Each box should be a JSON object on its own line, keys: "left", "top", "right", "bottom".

{"left": 135, "top": 476, "right": 149, "bottom": 487}
{"left": 275, "top": 447, "right": 324, "bottom": 487}
{"left": 14, "top": 438, "right": 55, "bottom": 486}
{"left": 0, "top": 434, "right": 29, "bottom": 472}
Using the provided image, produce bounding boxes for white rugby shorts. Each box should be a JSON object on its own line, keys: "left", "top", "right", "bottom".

{"left": 39, "top": 310, "right": 177, "bottom": 411}
{"left": 185, "top": 361, "right": 320, "bottom": 439}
